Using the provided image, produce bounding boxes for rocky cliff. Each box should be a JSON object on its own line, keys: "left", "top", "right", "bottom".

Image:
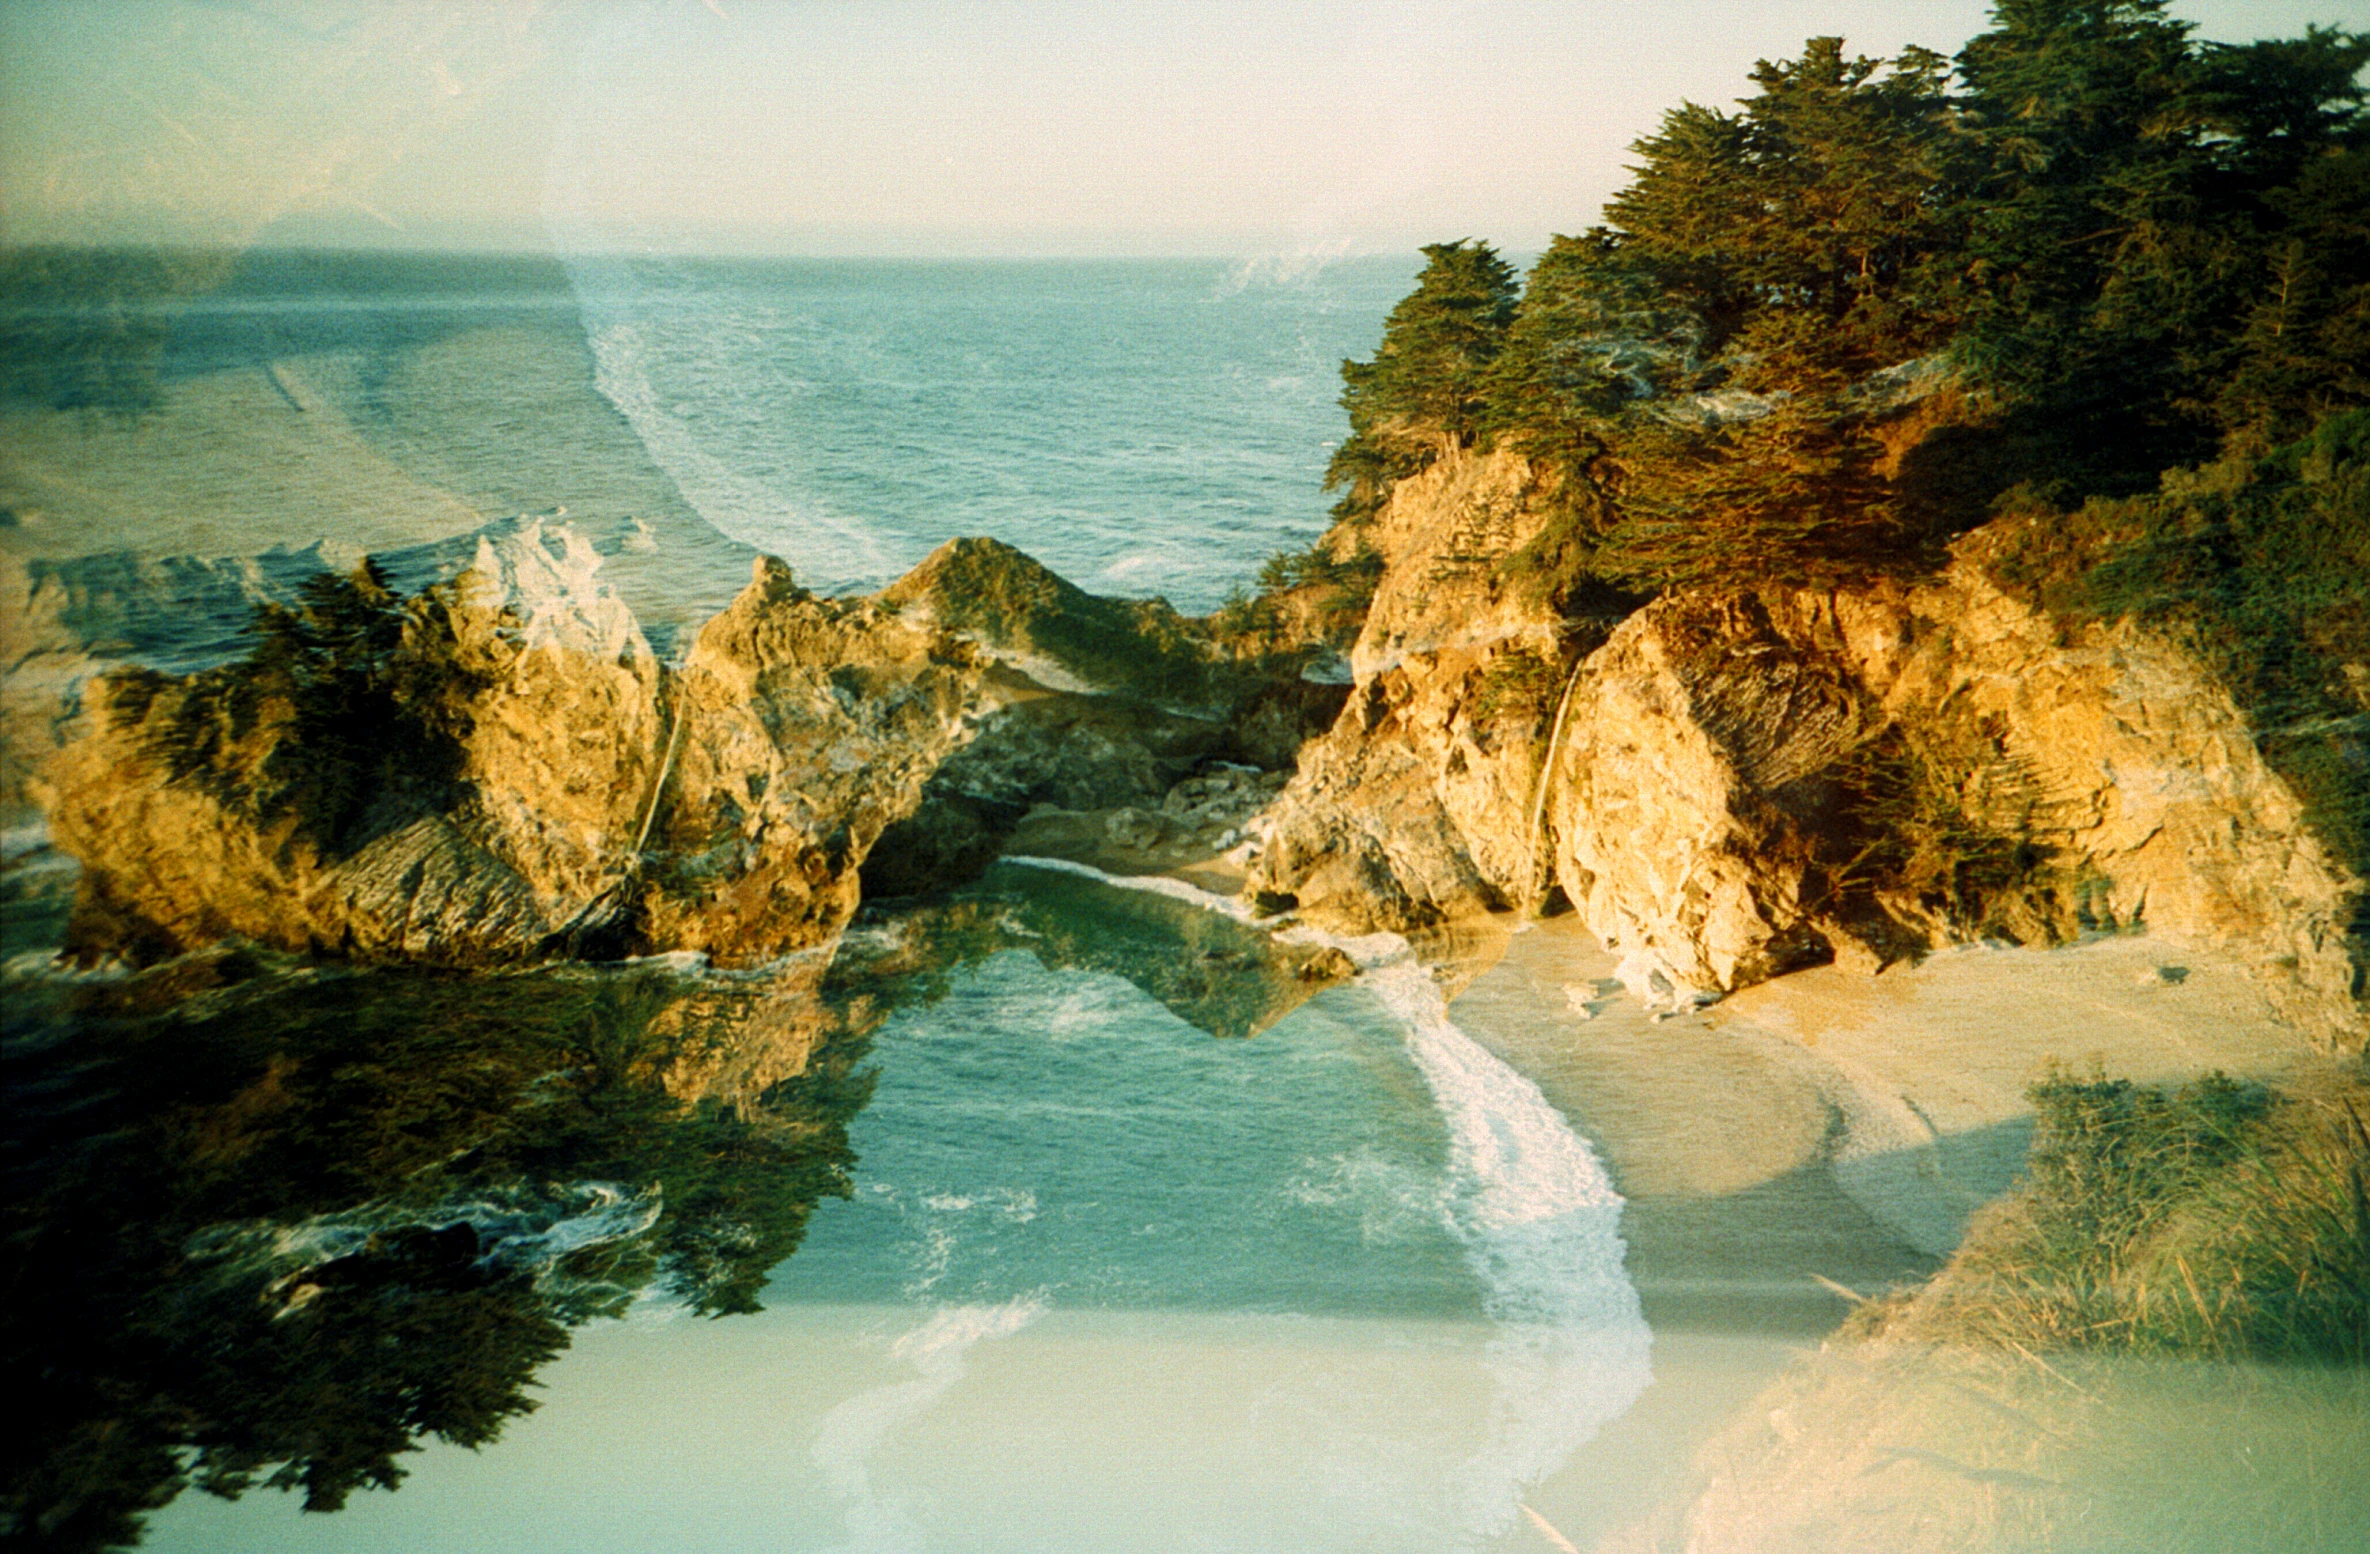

{"left": 1546, "top": 564, "right": 2363, "bottom": 1039}
{"left": 39, "top": 522, "right": 669, "bottom": 963}
{"left": 28, "top": 466, "right": 2365, "bottom": 1058}
{"left": 30, "top": 524, "right": 1337, "bottom": 980}
{"left": 1249, "top": 448, "right": 2369, "bottom": 1050}
{"left": 1250, "top": 448, "right": 1594, "bottom": 928}
{"left": 631, "top": 554, "right": 982, "bottom": 962}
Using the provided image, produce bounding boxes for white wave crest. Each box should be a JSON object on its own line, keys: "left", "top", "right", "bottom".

{"left": 995, "top": 853, "right": 1655, "bottom": 1540}
{"left": 564, "top": 286, "right": 897, "bottom": 591}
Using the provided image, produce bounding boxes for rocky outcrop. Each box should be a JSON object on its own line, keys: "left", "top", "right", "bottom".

{"left": 859, "top": 538, "right": 1344, "bottom": 897}
{"left": 36, "top": 532, "right": 993, "bottom": 968}
{"left": 0, "top": 544, "right": 333, "bottom": 814}
{"left": 1247, "top": 447, "right": 1610, "bottom": 930}
{"left": 40, "top": 522, "right": 668, "bottom": 963}
{"left": 1546, "top": 569, "right": 2365, "bottom": 1040}
{"left": 632, "top": 555, "right": 983, "bottom": 962}
{"left": 1249, "top": 452, "right": 2366, "bottom": 1048}
{"left": 33, "top": 527, "right": 1337, "bottom": 980}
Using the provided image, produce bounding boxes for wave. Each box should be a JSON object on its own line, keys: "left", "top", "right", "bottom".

{"left": 562, "top": 262, "right": 899, "bottom": 593}
{"left": 1000, "top": 857, "right": 1654, "bottom": 1540}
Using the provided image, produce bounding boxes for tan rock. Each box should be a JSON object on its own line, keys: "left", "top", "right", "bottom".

{"left": 630, "top": 554, "right": 984, "bottom": 963}
{"left": 1249, "top": 447, "right": 1585, "bottom": 930}
{"left": 41, "top": 521, "right": 664, "bottom": 962}
{"left": 1250, "top": 450, "right": 2363, "bottom": 1047}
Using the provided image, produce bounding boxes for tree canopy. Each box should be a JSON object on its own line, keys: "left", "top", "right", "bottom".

{"left": 1333, "top": 2, "right": 2370, "bottom": 594}
{"left": 1324, "top": 239, "right": 1519, "bottom": 519}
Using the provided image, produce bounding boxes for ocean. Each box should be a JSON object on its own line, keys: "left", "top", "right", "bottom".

{"left": 4, "top": 248, "right": 1661, "bottom": 1553}
{"left": 567, "top": 253, "right": 1417, "bottom": 610}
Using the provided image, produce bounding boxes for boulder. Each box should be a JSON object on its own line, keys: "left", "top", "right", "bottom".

{"left": 635, "top": 555, "right": 983, "bottom": 961}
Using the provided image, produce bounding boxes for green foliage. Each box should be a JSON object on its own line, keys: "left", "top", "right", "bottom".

{"left": 1211, "top": 541, "right": 1385, "bottom": 652}
{"left": 2023, "top": 1069, "right": 2272, "bottom": 1252}
{"left": 1952, "top": 4, "right": 2369, "bottom": 467}
{"left": 1895, "top": 1068, "right": 2370, "bottom": 1364}
{"left": 1334, "top": 10, "right": 2368, "bottom": 598}
{"left": 1613, "top": 37, "right": 1968, "bottom": 370}
{"left": 1467, "top": 649, "right": 1564, "bottom": 732}
{"left": 0, "top": 954, "right": 874, "bottom": 1550}
{"left": 2214, "top": 146, "right": 2370, "bottom": 442}
{"left": 1325, "top": 241, "right": 1518, "bottom": 519}
{"left": 889, "top": 536, "right": 1249, "bottom": 705}
{"left": 1983, "top": 407, "right": 2370, "bottom": 884}
{"left": 106, "top": 561, "right": 486, "bottom": 858}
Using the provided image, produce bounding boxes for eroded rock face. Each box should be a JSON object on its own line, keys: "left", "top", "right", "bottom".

{"left": 1547, "top": 569, "right": 2365, "bottom": 1041}
{"left": 34, "top": 529, "right": 1333, "bottom": 975}
{"left": 635, "top": 555, "right": 984, "bottom": 962}
{"left": 1248, "top": 453, "right": 2364, "bottom": 1046}
{"left": 41, "top": 522, "right": 666, "bottom": 962}
{"left": 1248, "top": 448, "right": 1593, "bottom": 931}
{"left": 1546, "top": 589, "right": 1884, "bottom": 1001}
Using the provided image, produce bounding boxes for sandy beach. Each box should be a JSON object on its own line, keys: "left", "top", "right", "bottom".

{"left": 1437, "top": 913, "right": 2349, "bottom": 1552}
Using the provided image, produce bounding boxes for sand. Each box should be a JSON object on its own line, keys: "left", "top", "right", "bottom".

{"left": 1437, "top": 913, "right": 2343, "bottom": 1553}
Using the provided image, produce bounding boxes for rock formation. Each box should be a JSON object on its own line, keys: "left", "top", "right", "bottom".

{"left": 29, "top": 525, "right": 1340, "bottom": 989}
{"left": 1249, "top": 448, "right": 1592, "bottom": 929}
{"left": 1546, "top": 566, "right": 2364, "bottom": 1038}
{"left": 39, "top": 522, "right": 668, "bottom": 963}
{"left": 1248, "top": 450, "right": 2368, "bottom": 1049}
{"left": 26, "top": 472, "right": 2365, "bottom": 1057}
{"left": 632, "top": 554, "right": 982, "bottom": 962}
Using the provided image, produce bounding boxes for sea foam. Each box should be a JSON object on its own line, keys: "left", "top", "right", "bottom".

{"left": 1001, "top": 857, "right": 1654, "bottom": 1540}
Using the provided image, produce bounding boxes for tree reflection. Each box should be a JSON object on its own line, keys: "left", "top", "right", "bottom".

{"left": 0, "top": 950, "right": 875, "bottom": 1552}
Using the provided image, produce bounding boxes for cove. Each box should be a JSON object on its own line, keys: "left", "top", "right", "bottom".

{"left": 138, "top": 864, "right": 1653, "bottom": 1554}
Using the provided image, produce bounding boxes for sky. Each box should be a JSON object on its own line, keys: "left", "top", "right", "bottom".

{"left": 1, "top": 0, "right": 2362, "bottom": 258}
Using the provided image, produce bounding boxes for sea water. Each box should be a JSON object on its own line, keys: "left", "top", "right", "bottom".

{"left": 565, "top": 254, "right": 1416, "bottom": 608}
{"left": 146, "top": 865, "right": 1652, "bottom": 1554}
{"left": 7, "top": 251, "right": 1412, "bottom": 660}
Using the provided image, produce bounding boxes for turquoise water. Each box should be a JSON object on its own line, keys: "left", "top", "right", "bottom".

{"left": 568, "top": 255, "right": 1418, "bottom": 609}
{"left": 135, "top": 868, "right": 1652, "bottom": 1554}
{"left": 8, "top": 252, "right": 1663, "bottom": 1552}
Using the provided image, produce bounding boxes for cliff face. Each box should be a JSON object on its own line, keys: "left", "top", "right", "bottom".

{"left": 32, "top": 478, "right": 2364, "bottom": 1053}
{"left": 35, "top": 532, "right": 993, "bottom": 969}
{"left": 1549, "top": 570, "right": 2363, "bottom": 1036}
{"left": 33, "top": 528, "right": 1332, "bottom": 981}
{"left": 40, "top": 523, "right": 668, "bottom": 962}
{"left": 1250, "top": 452, "right": 2367, "bottom": 1048}
{"left": 634, "top": 555, "right": 983, "bottom": 962}
{"left": 1249, "top": 449, "right": 1584, "bottom": 928}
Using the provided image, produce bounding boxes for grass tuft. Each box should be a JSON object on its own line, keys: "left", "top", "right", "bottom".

{"left": 1879, "top": 1069, "right": 2370, "bottom": 1365}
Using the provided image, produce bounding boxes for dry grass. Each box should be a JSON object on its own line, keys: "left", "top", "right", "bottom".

{"left": 1874, "top": 1067, "right": 2370, "bottom": 1365}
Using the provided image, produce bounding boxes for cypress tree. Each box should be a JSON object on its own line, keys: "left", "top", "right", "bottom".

{"left": 1324, "top": 240, "right": 1519, "bottom": 519}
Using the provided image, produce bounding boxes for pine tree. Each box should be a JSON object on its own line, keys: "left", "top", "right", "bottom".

{"left": 1324, "top": 240, "right": 1519, "bottom": 518}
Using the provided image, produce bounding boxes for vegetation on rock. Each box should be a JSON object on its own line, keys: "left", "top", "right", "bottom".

{"left": 1325, "top": 240, "right": 1520, "bottom": 524}
{"left": 1867, "top": 1067, "right": 2370, "bottom": 1364}
{"left": 1339, "top": 2, "right": 2368, "bottom": 596}
{"left": 1982, "top": 407, "right": 2370, "bottom": 887}
{"left": 104, "top": 562, "right": 484, "bottom": 859}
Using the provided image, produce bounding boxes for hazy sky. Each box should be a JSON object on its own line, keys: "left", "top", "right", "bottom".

{"left": 2, "top": 0, "right": 2360, "bottom": 257}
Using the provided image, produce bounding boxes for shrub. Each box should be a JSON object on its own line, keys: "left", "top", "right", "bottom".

{"left": 105, "top": 561, "right": 486, "bottom": 858}
{"left": 1888, "top": 1069, "right": 2370, "bottom": 1364}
